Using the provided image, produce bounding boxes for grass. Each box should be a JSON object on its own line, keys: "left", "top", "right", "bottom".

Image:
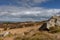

{"left": 49, "top": 27, "right": 60, "bottom": 33}
{"left": 14, "top": 31, "right": 56, "bottom": 40}
{"left": 0, "top": 37, "right": 3, "bottom": 40}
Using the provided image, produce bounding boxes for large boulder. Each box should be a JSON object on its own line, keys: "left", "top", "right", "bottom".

{"left": 47, "top": 16, "right": 60, "bottom": 29}
{"left": 39, "top": 16, "right": 60, "bottom": 31}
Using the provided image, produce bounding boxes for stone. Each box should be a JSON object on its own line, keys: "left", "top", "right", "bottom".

{"left": 39, "top": 16, "right": 60, "bottom": 31}
{"left": 3, "top": 31, "right": 10, "bottom": 37}
{"left": 0, "top": 31, "right": 10, "bottom": 37}
{"left": 47, "top": 16, "right": 60, "bottom": 29}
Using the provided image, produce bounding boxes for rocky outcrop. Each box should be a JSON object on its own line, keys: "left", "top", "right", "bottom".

{"left": 47, "top": 16, "right": 60, "bottom": 29}
{"left": 39, "top": 16, "right": 60, "bottom": 31}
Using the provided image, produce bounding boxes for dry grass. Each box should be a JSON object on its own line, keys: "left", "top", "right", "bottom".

{"left": 14, "top": 31, "right": 56, "bottom": 40}
{"left": 49, "top": 26, "right": 60, "bottom": 33}
{"left": 1, "top": 21, "right": 60, "bottom": 40}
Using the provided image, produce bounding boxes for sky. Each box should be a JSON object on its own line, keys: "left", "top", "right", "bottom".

{"left": 0, "top": 0, "right": 60, "bottom": 22}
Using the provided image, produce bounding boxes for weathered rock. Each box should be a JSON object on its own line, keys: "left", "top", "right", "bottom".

{"left": 0, "top": 31, "right": 10, "bottom": 37}
{"left": 47, "top": 16, "right": 60, "bottom": 29}
{"left": 39, "top": 16, "right": 60, "bottom": 31}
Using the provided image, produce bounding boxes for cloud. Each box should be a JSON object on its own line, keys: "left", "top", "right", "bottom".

{"left": 0, "top": 6, "right": 60, "bottom": 21}
{"left": 0, "top": 0, "right": 59, "bottom": 22}
{"left": 33, "top": 0, "right": 49, "bottom": 3}
{"left": 0, "top": 0, "right": 50, "bottom": 8}
{"left": 5, "top": 0, "right": 49, "bottom": 7}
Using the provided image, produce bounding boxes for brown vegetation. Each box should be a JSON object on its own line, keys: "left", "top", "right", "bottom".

{"left": 0, "top": 21, "right": 43, "bottom": 31}
{"left": 0, "top": 16, "right": 60, "bottom": 40}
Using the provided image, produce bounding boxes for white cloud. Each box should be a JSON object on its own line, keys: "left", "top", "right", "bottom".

{"left": 33, "top": 0, "right": 49, "bottom": 3}
{"left": 0, "top": 6, "right": 60, "bottom": 21}
{"left": 0, "top": 0, "right": 59, "bottom": 21}
{"left": 8, "top": 0, "right": 49, "bottom": 7}
{"left": 0, "top": 6, "right": 60, "bottom": 16}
